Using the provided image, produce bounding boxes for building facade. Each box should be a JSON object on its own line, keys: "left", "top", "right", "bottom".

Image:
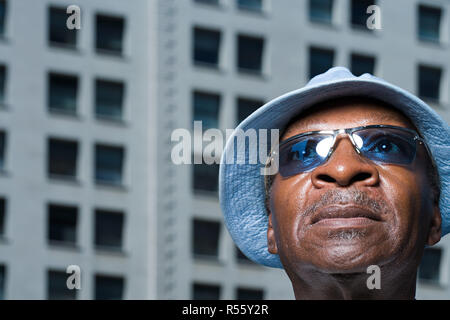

{"left": 0, "top": 0, "right": 448, "bottom": 299}
{"left": 0, "top": 0, "right": 159, "bottom": 299}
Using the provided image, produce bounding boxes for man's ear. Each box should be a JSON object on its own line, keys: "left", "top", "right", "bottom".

{"left": 267, "top": 212, "right": 278, "bottom": 254}
{"left": 427, "top": 204, "right": 442, "bottom": 246}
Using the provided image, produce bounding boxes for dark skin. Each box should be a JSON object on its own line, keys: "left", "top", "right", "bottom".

{"left": 267, "top": 99, "right": 442, "bottom": 299}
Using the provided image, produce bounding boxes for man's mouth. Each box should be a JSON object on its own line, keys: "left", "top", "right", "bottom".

{"left": 311, "top": 205, "right": 382, "bottom": 227}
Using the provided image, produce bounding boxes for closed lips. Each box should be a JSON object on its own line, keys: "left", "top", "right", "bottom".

{"left": 311, "top": 205, "right": 382, "bottom": 225}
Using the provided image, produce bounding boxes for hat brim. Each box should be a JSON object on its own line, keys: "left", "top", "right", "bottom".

{"left": 219, "top": 76, "right": 450, "bottom": 268}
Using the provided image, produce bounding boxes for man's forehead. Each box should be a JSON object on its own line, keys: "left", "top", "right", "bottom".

{"left": 282, "top": 97, "right": 416, "bottom": 139}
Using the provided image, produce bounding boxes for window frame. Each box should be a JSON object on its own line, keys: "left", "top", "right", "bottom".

{"left": 95, "top": 13, "right": 126, "bottom": 56}
{"left": 417, "top": 4, "right": 443, "bottom": 44}
{"left": 48, "top": 6, "right": 78, "bottom": 49}
{"left": 47, "top": 72, "right": 79, "bottom": 116}
{"left": 94, "top": 143, "right": 126, "bottom": 187}
{"left": 192, "top": 26, "right": 222, "bottom": 68}
{"left": 47, "top": 137, "right": 79, "bottom": 181}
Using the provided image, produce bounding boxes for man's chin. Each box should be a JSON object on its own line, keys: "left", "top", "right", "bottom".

{"left": 307, "top": 244, "right": 389, "bottom": 274}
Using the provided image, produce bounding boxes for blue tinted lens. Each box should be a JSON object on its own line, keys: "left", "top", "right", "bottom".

{"left": 279, "top": 135, "right": 333, "bottom": 177}
{"left": 354, "top": 128, "right": 417, "bottom": 165}
{"left": 278, "top": 127, "right": 419, "bottom": 178}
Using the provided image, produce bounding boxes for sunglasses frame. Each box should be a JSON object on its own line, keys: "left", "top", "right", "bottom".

{"left": 268, "top": 124, "right": 432, "bottom": 177}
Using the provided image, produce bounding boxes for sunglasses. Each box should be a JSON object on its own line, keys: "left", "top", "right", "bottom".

{"left": 273, "top": 125, "right": 428, "bottom": 178}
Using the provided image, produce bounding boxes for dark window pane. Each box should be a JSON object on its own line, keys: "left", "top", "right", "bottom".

{"left": 193, "top": 163, "right": 219, "bottom": 193}
{"left": 95, "top": 79, "right": 125, "bottom": 120}
{"left": 95, "top": 210, "right": 124, "bottom": 249}
{"left": 418, "top": 5, "right": 441, "bottom": 42}
{"left": 95, "top": 145, "right": 124, "bottom": 185}
{"left": 192, "top": 283, "right": 220, "bottom": 300}
{"left": 237, "top": 35, "right": 264, "bottom": 73}
{"left": 351, "top": 0, "right": 375, "bottom": 27}
{"left": 193, "top": 91, "right": 220, "bottom": 130}
{"left": 48, "top": 73, "right": 78, "bottom": 114}
{"left": 418, "top": 248, "right": 442, "bottom": 283}
{"left": 236, "top": 288, "right": 264, "bottom": 300}
{"left": 96, "top": 15, "right": 125, "bottom": 54}
{"left": 237, "top": 97, "right": 263, "bottom": 124}
{"left": 0, "top": 131, "right": 5, "bottom": 170}
{"left": 0, "top": 0, "right": 7, "bottom": 36}
{"left": 48, "top": 139, "right": 78, "bottom": 178}
{"left": 350, "top": 54, "right": 375, "bottom": 76}
{"left": 309, "top": 47, "right": 334, "bottom": 79}
{"left": 418, "top": 65, "right": 441, "bottom": 101}
{"left": 0, "top": 265, "right": 5, "bottom": 299}
{"left": 192, "top": 219, "right": 220, "bottom": 257}
{"left": 310, "top": 0, "right": 333, "bottom": 24}
{"left": 95, "top": 275, "right": 124, "bottom": 300}
{"left": 49, "top": 7, "right": 77, "bottom": 46}
{"left": 237, "top": 0, "right": 262, "bottom": 11}
{"left": 193, "top": 28, "right": 221, "bottom": 66}
{"left": 48, "top": 270, "right": 76, "bottom": 300}
{"left": 48, "top": 204, "right": 77, "bottom": 244}
{"left": 195, "top": 0, "right": 219, "bottom": 5}
{"left": 0, "top": 65, "right": 5, "bottom": 103}
{"left": 0, "top": 198, "right": 5, "bottom": 236}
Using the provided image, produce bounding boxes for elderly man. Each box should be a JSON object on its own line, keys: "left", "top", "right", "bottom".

{"left": 219, "top": 67, "right": 449, "bottom": 299}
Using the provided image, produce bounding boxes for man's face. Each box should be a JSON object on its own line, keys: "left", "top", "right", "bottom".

{"left": 267, "top": 100, "right": 441, "bottom": 278}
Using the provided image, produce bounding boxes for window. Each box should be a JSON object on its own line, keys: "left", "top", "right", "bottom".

{"left": 418, "top": 247, "right": 442, "bottom": 283}
{"left": 309, "top": 47, "right": 334, "bottom": 79}
{"left": 237, "top": 35, "right": 264, "bottom": 73}
{"left": 0, "top": 131, "right": 5, "bottom": 170}
{"left": 96, "top": 14, "right": 125, "bottom": 54}
{"left": 350, "top": 53, "right": 375, "bottom": 76}
{"left": 47, "top": 204, "right": 77, "bottom": 245}
{"left": 193, "top": 91, "right": 220, "bottom": 130}
{"left": 418, "top": 5, "right": 442, "bottom": 43}
{"left": 49, "top": 7, "right": 77, "bottom": 47}
{"left": 47, "top": 270, "right": 77, "bottom": 300}
{"left": 309, "top": 0, "right": 333, "bottom": 24}
{"left": 351, "top": 0, "right": 375, "bottom": 28}
{"left": 193, "top": 163, "right": 219, "bottom": 193}
{"left": 0, "top": 65, "right": 5, "bottom": 104}
{"left": 237, "top": 0, "right": 262, "bottom": 12}
{"left": 193, "top": 27, "right": 221, "bottom": 67}
{"left": 48, "top": 73, "right": 78, "bottom": 114}
{"left": 192, "top": 219, "right": 220, "bottom": 258}
{"left": 418, "top": 65, "right": 442, "bottom": 102}
{"left": 95, "top": 209, "right": 124, "bottom": 250}
{"left": 195, "top": 0, "right": 219, "bottom": 5}
{"left": 95, "top": 275, "right": 124, "bottom": 300}
{"left": 236, "top": 287, "right": 264, "bottom": 300}
{"left": 95, "top": 79, "right": 125, "bottom": 120}
{"left": 192, "top": 283, "right": 220, "bottom": 300}
{"left": 0, "top": 198, "right": 5, "bottom": 237}
{"left": 95, "top": 145, "right": 124, "bottom": 185}
{"left": 48, "top": 138, "right": 78, "bottom": 178}
{"left": 0, "top": 265, "right": 5, "bottom": 299}
{"left": 237, "top": 97, "right": 264, "bottom": 124}
{"left": 0, "top": 0, "right": 7, "bottom": 36}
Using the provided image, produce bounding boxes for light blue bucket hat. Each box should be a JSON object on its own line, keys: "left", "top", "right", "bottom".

{"left": 219, "top": 66, "right": 450, "bottom": 268}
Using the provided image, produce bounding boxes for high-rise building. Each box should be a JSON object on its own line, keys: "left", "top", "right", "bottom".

{"left": 0, "top": 0, "right": 159, "bottom": 299}
{"left": 0, "top": 0, "right": 448, "bottom": 299}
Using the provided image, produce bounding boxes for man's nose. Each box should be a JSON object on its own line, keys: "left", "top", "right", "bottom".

{"left": 310, "top": 136, "right": 380, "bottom": 188}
